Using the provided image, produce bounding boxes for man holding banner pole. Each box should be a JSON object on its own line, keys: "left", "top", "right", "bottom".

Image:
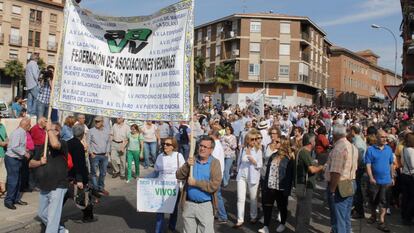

{"left": 176, "top": 135, "right": 222, "bottom": 233}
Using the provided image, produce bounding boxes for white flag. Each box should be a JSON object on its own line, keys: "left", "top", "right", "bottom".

{"left": 246, "top": 89, "right": 264, "bottom": 116}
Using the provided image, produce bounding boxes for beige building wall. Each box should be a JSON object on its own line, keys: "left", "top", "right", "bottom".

{"left": 0, "top": 0, "right": 63, "bottom": 102}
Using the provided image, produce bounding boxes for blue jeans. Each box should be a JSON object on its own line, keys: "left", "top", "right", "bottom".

{"left": 327, "top": 181, "right": 355, "bottom": 233}
{"left": 179, "top": 143, "right": 190, "bottom": 160}
{"left": 217, "top": 186, "right": 228, "bottom": 221}
{"left": 143, "top": 142, "right": 157, "bottom": 168}
{"left": 4, "top": 156, "right": 22, "bottom": 205}
{"left": 36, "top": 100, "right": 48, "bottom": 121}
{"left": 155, "top": 190, "right": 180, "bottom": 233}
{"left": 38, "top": 188, "right": 68, "bottom": 233}
{"left": 90, "top": 154, "right": 108, "bottom": 191}
{"left": 223, "top": 158, "right": 234, "bottom": 187}
{"left": 27, "top": 86, "right": 40, "bottom": 115}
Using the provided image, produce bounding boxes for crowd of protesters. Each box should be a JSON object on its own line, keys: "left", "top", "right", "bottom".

{"left": 2, "top": 66, "right": 414, "bottom": 233}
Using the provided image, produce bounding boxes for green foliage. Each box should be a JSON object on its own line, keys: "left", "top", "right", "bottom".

{"left": 37, "top": 58, "right": 46, "bottom": 70}
{"left": 4, "top": 60, "right": 24, "bottom": 80}
{"left": 212, "top": 64, "right": 234, "bottom": 90}
{"left": 194, "top": 56, "right": 206, "bottom": 81}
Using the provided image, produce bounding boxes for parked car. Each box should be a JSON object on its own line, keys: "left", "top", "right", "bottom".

{"left": 0, "top": 101, "right": 10, "bottom": 118}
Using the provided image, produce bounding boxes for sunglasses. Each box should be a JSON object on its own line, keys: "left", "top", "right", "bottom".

{"left": 276, "top": 141, "right": 281, "bottom": 144}
{"left": 163, "top": 143, "right": 173, "bottom": 147}
{"left": 251, "top": 138, "right": 259, "bottom": 141}
{"left": 95, "top": 120, "right": 102, "bottom": 122}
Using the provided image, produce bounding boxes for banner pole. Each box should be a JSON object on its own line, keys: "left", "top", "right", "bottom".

{"left": 188, "top": 0, "right": 195, "bottom": 178}
{"left": 42, "top": 17, "right": 65, "bottom": 160}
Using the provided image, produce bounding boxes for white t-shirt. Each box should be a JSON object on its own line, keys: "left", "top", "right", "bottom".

{"left": 155, "top": 152, "right": 185, "bottom": 179}
{"left": 212, "top": 139, "right": 225, "bottom": 175}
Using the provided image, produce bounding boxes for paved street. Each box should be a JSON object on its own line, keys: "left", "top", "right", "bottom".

{"left": 0, "top": 166, "right": 411, "bottom": 233}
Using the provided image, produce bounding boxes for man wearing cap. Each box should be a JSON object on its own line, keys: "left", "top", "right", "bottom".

{"left": 110, "top": 117, "right": 130, "bottom": 179}
{"left": 87, "top": 116, "right": 111, "bottom": 195}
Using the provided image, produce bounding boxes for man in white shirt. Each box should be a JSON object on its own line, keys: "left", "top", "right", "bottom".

{"left": 279, "top": 113, "right": 293, "bottom": 137}
{"left": 258, "top": 121, "right": 271, "bottom": 148}
{"left": 209, "top": 130, "right": 228, "bottom": 223}
{"left": 111, "top": 118, "right": 130, "bottom": 179}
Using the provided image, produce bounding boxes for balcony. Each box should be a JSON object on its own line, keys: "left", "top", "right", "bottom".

{"left": 222, "top": 30, "right": 239, "bottom": 40}
{"left": 47, "top": 41, "right": 58, "bottom": 51}
{"left": 301, "top": 53, "right": 310, "bottom": 63}
{"left": 9, "top": 35, "right": 22, "bottom": 46}
{"left": 0, "top": 33, "right": 4, "bottom": 44}
{"left": 29, "top": 20, "right": 42, "bottom": 27}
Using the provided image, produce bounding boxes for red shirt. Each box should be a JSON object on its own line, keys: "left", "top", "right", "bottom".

{"left": 315, "top": 134, "right": 330, "bottom": 155}
{"left": 30, "top": 124, "right": 46, "bottom": 146}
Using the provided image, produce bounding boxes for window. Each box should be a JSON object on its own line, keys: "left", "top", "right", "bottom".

{"left": 249, "top": 42, "right": 260, "bottom": 52}
{"left": 250, "top": 21, "right": 261, "bottom": 33}
{"left": 50, "top": 13, "right": 57, "bottom": 23}
{"left": 196, "top": 49, "right": 201, "bottom": 56}
{"left": 9, "top": 49, "right": 18, "bottom": 59}
{"left": 48, "top": 34, "right": 56, "bottom": 50}
{"left": 12, "top": 5, "right": 21, "bottom": 14}
{"left": 28, "top": 31, "right": 41, "bottom": 47}
{"left": 280, "top": 22, "right": 290, "bottom": 34}
{"left": 249, "top": 64, "right": 260, "bottom": 75}
{"left": 48, "top": 54, "right": 55, "bottom": 64}
{"left": 215, "top": 44, "right": 221, "bottom": 56}
{"left": 0, "top": 2, "right": 3, "bottom": 11}
{"left": 197, "top": 30, "right": 202, "bottom": 42}
{"left": 279, "top": 65, "right": 289, "bottom": 75}
{"left": 216, "top": 25, "right": 221, "bottom": 37}
{"left": 279, "top": 43, "right": 290, "bottom": 56}
{"left": 207, "top": 27, "right": 211, "bottom": 40}
{"left": 206, "top": 47, "right": 210, "bottom": 58}
{"left": 10, "top": 28, "right": 20, "bottom": 45}
{"left": 30, "top": 9, "right": 42, "bottom": 22}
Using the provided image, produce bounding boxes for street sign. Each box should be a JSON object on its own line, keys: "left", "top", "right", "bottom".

{"left": 384, "top": 84, "right": 405, "bottom": 101}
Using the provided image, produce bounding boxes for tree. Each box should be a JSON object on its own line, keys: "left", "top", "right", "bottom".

{"left": 211, "top": 64, "right": 234, "bottom": 104}
{"left": 4, "top": 60, "right": 25, "bottom": 100}
{"left": 194, "top": 56, "right": 206, "bottom": 82}
{"left": 37, "top": 58, "right": 46, "bottom": 71}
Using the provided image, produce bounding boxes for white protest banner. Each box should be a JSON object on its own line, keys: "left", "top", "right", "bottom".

{"left": 137, "top": 178, "right": 179, "bottom": 214}
{"left": 52, "top": 0, "right": 194, "bottom": 121}
{"left": 246, "top": 89, "right": 265, "bottom": 116}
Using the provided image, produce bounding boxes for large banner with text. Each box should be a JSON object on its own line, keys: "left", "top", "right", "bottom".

{"left": 137, "top": 178, "right": 179, "bottom": 213}
{"left": 52, "top": 0, "right": 193, "bottom": 121}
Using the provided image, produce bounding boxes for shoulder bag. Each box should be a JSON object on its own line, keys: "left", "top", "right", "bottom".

{"left": 337, "top": 145, "right": 355, "bottom": 198}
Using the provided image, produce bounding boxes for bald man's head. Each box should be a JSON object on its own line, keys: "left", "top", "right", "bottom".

{"left": 19, "top": 118, "right": 31, "bottom": 131}
{"left": 37, "top": 117, "right": 47, "bottom": 128}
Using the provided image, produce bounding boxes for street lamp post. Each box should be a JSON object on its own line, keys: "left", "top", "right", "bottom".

{"left": 371, "top": 24, "right": 398, "bottom": 110}
{"left": 261, "top": 38, "right": 276, "bottom": 94}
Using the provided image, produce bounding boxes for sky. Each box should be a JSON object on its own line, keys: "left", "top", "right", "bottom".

{"left": 81, "top": 0, "right": 403, "bottom": 74}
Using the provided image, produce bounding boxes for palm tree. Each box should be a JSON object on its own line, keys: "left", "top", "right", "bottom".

{"left": 194, "top": 56, "right": 206, "bottom": 82}
{"left": 211, "top": 64, "right": 234, "bottom": 104}
{"left": 4, "top": 60, "right": 24, "bottom": 100}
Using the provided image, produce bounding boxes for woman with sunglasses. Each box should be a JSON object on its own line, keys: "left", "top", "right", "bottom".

{"left": 126, "top": 124, "right": 144, "bottom": 183}
{"left": 259, "top": 138, "right": 294, "bottom": 233}
{"left": 154, "top": 137, "right": 185, "bottom": 233}
{"left": 234, "top": 129, "right": 263, "bottom": 228}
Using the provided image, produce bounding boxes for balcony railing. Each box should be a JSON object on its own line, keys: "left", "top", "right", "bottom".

{"left": 222, "top": 30, "right": 239, "bottom": 39}
{"left": 47, "top": 41, "right": 58, "bottom": 51}
{"left": 298, "top": 74, "right": 310, "bottom": 84}
{"left": 0, "top": 33, "right": 4, "bottom": 44}
{"left": 301, "top": 32, "right": 310, "bottom": 41}
{"left": 301, "top": 53, "right": 310, "bottom": 63}
{"left": 9, "top": 35, "right": 22, "bottom": 46}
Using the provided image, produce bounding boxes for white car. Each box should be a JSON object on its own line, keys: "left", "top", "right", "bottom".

{"left": 0, "top": 101, "right": 11, "bottom": 118}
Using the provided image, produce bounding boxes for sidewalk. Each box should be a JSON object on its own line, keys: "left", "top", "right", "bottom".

{"left": 0, "top": 165, "right": 153, "bottom": 233}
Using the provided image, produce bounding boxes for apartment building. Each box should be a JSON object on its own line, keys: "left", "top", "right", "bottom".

{"left": 329, "top": 46, "right": 404, "bottom": 108}
{"left": 0, "top": 0, "right": 63, "bottom": 102}
{"left": 194, "top": 13, "right": 331, "bottom": 107}
{"left": 400, "top": 0, "right": 414, "bottom": 97}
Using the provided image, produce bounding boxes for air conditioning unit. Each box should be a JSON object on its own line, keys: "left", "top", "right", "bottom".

{"left": 232, "top": 49, "right": 240, "bottom": 56}
{"left": 230, "top": 31, "right": 235, "bottom": 38}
